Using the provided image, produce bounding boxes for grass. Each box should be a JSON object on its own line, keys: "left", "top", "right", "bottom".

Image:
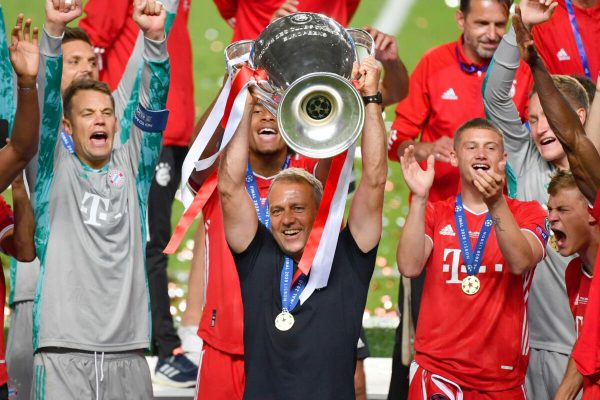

{"left": 1, "top": 1, "right": 461, "bottom": 349}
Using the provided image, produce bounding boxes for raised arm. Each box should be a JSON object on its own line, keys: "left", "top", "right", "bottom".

{"left": 218, "top": 94, "right": 258, "bottom": 253}
{"left": 0, "top": 16, "right": 39, "bottom": 192}
{"left": 514, "top": 6, "right": 600, "bottom": 203}
{"left": 396, "top": 147, "right": 434, "bottom": 277}
{"left": 586, "top": 72, "right": 600, "bottom": 151}
{"left": 6, "top": 173, "right": 36, "bottom": 262}
{"left": 364, "top": 27, "right": 409, "bottom": 107}
{"left": 348, "top": 57, "right": 387, "bottom": 252}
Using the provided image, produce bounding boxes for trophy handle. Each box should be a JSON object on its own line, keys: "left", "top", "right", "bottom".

{"left": 347, "top": 28, "right": 375, "bottom": 60}
{"left": 224, "top": 40, "right": 254, "bottom": 77}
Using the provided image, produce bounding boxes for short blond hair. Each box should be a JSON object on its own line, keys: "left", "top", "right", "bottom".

{"left": 268, "top": 167, "right": 323, "bottom": 206}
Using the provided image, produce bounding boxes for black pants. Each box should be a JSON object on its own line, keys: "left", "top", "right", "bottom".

{"left": 387, "top": 270, "right": 426, "bottom": 400}
{"left": 146, "top": 145, "right": 188, "bottom": 359}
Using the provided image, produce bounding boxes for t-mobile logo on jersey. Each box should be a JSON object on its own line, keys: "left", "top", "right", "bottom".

{"left": 442, "top": 248, "right": 503, "bottom": 284}
{"left": 80, "top": 192, "right": 110, "bottom": 227}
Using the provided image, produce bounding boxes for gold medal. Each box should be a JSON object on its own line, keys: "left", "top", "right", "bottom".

{"left": 549, "top": 235, "right": 559, "bottom": 252}
{"left": 462, "top": 276, "right": 480, "bottom": 295}
{"left": 275, "top": 311, "right": 295, "bottom": 331}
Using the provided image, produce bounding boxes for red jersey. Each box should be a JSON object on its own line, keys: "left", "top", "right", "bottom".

{"left": 565, "top": 258, "right": 592, "bottom": 336}
{"left": 213, "top": 0, "right": 360, "bottom": 42}
{"left": 532, "top": 0, "right": 600, "bottom": 83}
{"left": 79, "top": 0, "right": 195, "bottom": 147}
{"left": 388, "top": 38, "right": 533, "bottom": 202}
{"left": 0, "top": 195, "right": 15, "bottom": 386}
{"left": 198, "top": 155, "right": 319, "bottom": 354}
{"left": 573, "top": 190, "right": 600, "bottom": 376}
{"left": 415, "top": 195, "right": 548, "bottom": 391}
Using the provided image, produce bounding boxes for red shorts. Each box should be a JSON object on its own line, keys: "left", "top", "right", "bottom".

{"left": 583, "top": 372, "right": 600, "bottom": 400}
{"left": 408, "top": 362, "right": 526, "bottom": 400}
{"left": 195, "top": 342, "right": 245, "bottom": 400}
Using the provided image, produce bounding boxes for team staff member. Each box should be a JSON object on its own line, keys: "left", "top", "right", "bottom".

{"left": 512, "top": 8, "right": 600, "bottom": 395}
{"left": 218, "top": 56, "right": 385, "bottom": 399}
{"left": 397, "top": 118, "right": 548, "bottom": 398}
{"left": 79, "top": 1, "right": 197, "bottom": 386}
{"left": 30, "top": 0, "right": 169, "bottom": 397}
{"left": 482, "top": 1, "right": 592, "bottom": 396}
{"left": 545, "top": 171, "right": 600, "bottom": 398}
{"left": 532, "top": 0, "right": 600, "bottom": 83}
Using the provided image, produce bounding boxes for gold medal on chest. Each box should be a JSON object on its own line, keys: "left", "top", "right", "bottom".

{"left": 275, "top": 311, "right": 295, "bottom": 331}
{"left": 461, "top": 275, "right": 481, "bottom": 295}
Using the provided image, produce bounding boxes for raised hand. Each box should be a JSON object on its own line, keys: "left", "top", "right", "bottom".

{"left": 133, "top": 0, "right": 167, "bottom": 41}
{"left": 473, "top": 160, "right": 506, "bottom": 207}
{"left": 354, "top": 56, "right": 381, "bottom": 96}
{"left": 9, "top": 15, "right": 39, "bottom": 88}
{"left": 400, "top": 146, "right": 435, "bottom": 199}
{"left": 271, "top": 0, "right": 299, "bottom": 22}
{"left": 429, "top": 136, "right": 454, "bottom": 164}
{"left": 45, "top": 0, "right": 83, "bottom": 37}
{"left": 513, "top": 6, "right": 540, "bottom": 66}
{"left": 519, "top": 0, "right": 558, "bottom": 29}
{"left": 363, "top": 26, "right": 398, "bottom": 64}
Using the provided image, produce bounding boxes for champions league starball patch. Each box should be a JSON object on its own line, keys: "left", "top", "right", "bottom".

{"left": 108, "top": 170, "right": 126, "bottom": 187}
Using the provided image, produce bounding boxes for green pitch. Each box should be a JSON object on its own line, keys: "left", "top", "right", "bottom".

{"left": 1, "top": 0, "right": 460, "bottom": 327}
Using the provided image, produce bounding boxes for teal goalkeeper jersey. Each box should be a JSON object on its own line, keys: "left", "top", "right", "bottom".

{"left": 32, "top": 36, "right": 170, "bottom": 352}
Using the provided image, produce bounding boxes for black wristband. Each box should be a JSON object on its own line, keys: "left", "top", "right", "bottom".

{"left": 362, "top": 91, "right": 382, "bottom": 105}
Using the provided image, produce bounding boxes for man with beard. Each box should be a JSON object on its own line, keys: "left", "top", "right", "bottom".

{"left": 387, "top": 1, "right": 533, "bottom": 397}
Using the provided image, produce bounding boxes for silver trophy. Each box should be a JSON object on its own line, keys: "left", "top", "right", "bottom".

{"left": 225, "top": 12, "right": 375, "bottom": 158}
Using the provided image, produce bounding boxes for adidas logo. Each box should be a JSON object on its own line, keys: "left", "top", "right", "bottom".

{"left": 441, "top": 88, "right": 458, "bottom": 100}
{"left": 557, "top": 48, "right": 571, "bottom": 62}
{"left": 440, "top": 224, "right": 456, "bottom": 236}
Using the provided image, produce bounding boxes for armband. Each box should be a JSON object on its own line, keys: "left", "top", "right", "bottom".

{"left": 133, "top": 104, "right": 169, "bottom": 133}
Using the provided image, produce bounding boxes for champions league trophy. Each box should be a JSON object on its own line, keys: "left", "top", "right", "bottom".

{"left": 225, "top": 12, "right": 375, "bottom": 158}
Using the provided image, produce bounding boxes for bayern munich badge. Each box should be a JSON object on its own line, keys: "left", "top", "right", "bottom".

{"left": 275, "top": 311, "right": 295, "bottom": 331}
{"left": 108, "top": 170, "right": 126, "bottom": 187}
{"left": 461, "top": 276, "right": 480, "bottom": 295}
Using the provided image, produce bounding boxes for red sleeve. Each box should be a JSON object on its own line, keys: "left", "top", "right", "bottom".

{"left": 0, "top": 196, "right": 14, "bottom": 247}
{"left": 290, "top": 155, "right": 319, "bottom": 176}
{"left": 514, "top": 199, "right": 549, "bottom": 258}
{"left": 346, "top": 0, "right": 361, "bottom": 21}
{"left": 565, "top": 259, "right": 583, "bottom": 320}
{"left": 387, "top": 56, "right": 431, "bottom": 162}
{"left": 79, "top": 0, "right": 131, "bottom": 49}
{"left": 214, "top": 0, "right": 239, "bottom": 20}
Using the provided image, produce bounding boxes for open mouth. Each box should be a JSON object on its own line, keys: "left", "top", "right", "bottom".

{"left": 90, "top": 132, "right": 108, "bottom": 147}
{"left": 259, "top": 127, "right": 277, "bottom": 136}
{"left": 283, "top": 228, "right": 301, "bottom": 237}
{"left": 472, "top": 163, "right": 490, "bottom": 171}
{"left": 552, "top": 228, "right": 566, "bottom": 247}
{"left": 540, "top": 137, "right": 556, "bottom": 146}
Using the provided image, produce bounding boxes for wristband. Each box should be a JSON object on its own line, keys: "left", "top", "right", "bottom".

{"left": 362, "top": 91, "right": 382, "bottom": 105}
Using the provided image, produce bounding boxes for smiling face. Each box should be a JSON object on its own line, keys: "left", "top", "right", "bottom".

{"left": 61, "top": 40, "right": 99, "bottom": 94}
{"left": 268, "top": 180, "right": 319, "bottom": 261}
{"left": 528, "top": 93, "right": 568, "bottom": 167}
{"left": 548, "top": 187, "right": 595, "bottom": 256}
{"left": 249, "top": 104, "right": 286, "bottom": 157}
{"left": 63, "top": 89, "right": 117, "bottom": 169}
{"left": 456, "top": 0, "right": 508, "bottom": 64}
{"left": 451, "top": 127, "right": 507, "bottom": 186}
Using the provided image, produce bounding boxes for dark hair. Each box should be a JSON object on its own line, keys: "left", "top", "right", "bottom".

{"left": 453, "top": 118, "right": 504, "bottom": 149}
{"left": 571, "top": 75, "right": 596, "bottom": 103}
{"left": 460, "top": 0, "right": 512, "bottom": 13}
{"left": 531, "top": 75, "right": 590, "bottom": 114}
{"left": 63, "top": 79, "right": 114, "bottom": 120}
{"left": 62, "top": 27, "right": 92, "bottom": 46}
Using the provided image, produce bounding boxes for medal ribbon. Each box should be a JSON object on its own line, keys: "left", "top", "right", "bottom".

{"left": 454, "top": 194, "right": 493, "bottom": 276}
{"left": 280, "top": 256, "right": 308, "bottom": 313}
{"left": 565, "top": 0, "right": 592, "bottom": 79}
{"left": 245, "top": 155, "right": 290, "bottom": 229}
